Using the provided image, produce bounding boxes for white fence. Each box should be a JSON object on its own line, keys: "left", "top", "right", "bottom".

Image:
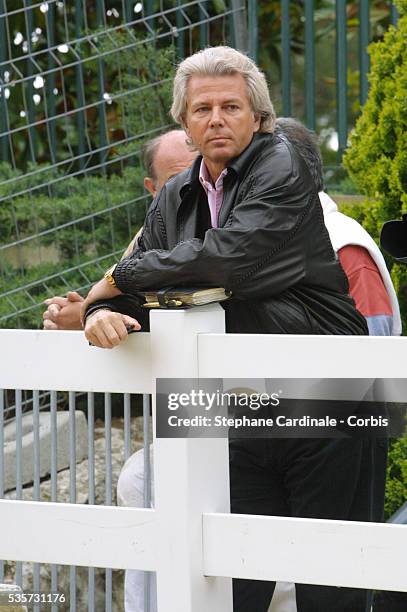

{"left": 1, "top": 304, "right": 407, "bottom": 611}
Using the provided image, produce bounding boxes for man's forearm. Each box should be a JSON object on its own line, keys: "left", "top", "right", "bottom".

{"left": 84, "top": 294, "right": 150, "bottom": 330}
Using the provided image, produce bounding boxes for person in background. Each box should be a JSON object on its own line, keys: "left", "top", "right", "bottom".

{"left": 42, "top": 130, "right": 196, "bottom": 330}
{"left": 42, "top": 128, "right": 197, "bottom": 612}
{"left": 275, "top": 118, "right": 401, "bottom": 337}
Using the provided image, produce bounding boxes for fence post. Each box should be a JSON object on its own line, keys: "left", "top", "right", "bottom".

{"left": 247, "top": 0, "right": 258, "bottom": 62}
{"left": 281, "top": 0, "right": 292, "bottom": 116}
{"left": 359, "top": 0, "right": 370, "bottom": 106}
{"left": 304, "top": 0, "right": 316, "bottom": 130}
{"left": 231, "top": 0, "right": 248, "bottom": 54}
{"left": 0, "top": 0, "right": 9, "bottom": 163}
{"left": 391, "top": 3, "right": 399, "bottom": 25}
{"left": 149, "top": 305, "right": 232, "bottom": 612}
{"left": 336, "top": 0, "right": 348, "bottom": 161}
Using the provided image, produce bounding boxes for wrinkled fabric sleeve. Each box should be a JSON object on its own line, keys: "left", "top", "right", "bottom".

{"left": 84, "top": 294, "right": 150, "bottom": 329}
{"left": 338, "top": 245, "right": 393, "bottom": 336}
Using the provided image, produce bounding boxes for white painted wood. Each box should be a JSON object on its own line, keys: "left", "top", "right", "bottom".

{"left": 1, "top": 315, "right": 407, "bottom": 607}
{"left": 203, "top": 513, "right": 407, "bottom": 592}
{"left": 149, "top": 305, "right": 233, "bottom": 612}
{"left": 198, "top": 334, "right": 407, "bottom": 377}
{"left": 0, "top": 500, "right": 156, "bottom": 570}
{"left": 0, "top": 330, "right": 152, "bottom": 393}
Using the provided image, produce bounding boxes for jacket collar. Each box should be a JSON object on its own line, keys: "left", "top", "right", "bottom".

{"left": 179, "top": 154, "right": 202, "bottom": 199}
{"left": 178, "top": 132, "right": 274, "bottom": 199}
{"left": 227, "top": 132, "right": 272, "bottom": 176}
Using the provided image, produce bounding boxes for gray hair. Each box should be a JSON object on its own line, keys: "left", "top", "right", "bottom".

{"left": 170, "top": 46, "right": 276, "bottom": 133}
{"left": 275, "top": 117, "right": 325, "bottom": 192}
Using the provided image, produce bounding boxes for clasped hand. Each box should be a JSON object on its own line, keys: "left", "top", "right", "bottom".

{"left": 43, "top": 291, "right": 84, "bottom": 330}
{"left": 43, "top": 279, "right": 141, "bottom": 348}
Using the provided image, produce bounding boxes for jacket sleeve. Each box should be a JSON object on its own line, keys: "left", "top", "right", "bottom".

{"left": 113, "top": 143, "right": 317, "bottom": 299}
{"left": 83, "top": 293, "right": 152, "bottom": 332}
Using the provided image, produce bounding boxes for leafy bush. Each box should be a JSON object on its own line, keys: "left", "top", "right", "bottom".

{"left": 395, "top": 0, "right": 407, "bottom": 13}
{"left": 343, "top": 6, "right": 407, "bottom": 329}
{"left": 0, "top": 261, "right": 98, "bottom": 329}
{"left": 340, "top": 7, "right": 407, "bottom": 519}
{"left": 385, "top": 436, "right": 407, "bottom": 520}
{"left": 0, "top": 162, "right": 149, "bottom": 329}
{"left": 0, "top": 165, "right": 146, "bottom": 259}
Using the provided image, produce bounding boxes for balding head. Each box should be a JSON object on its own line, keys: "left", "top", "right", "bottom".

{"left": 143, "top": 129, "right": 197, "bottom": 197}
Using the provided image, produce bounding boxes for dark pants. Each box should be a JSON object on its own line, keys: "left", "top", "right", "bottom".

{"left": 229, "top": 437, "right": 388, "bottom": 612}
{"left": 373, "top": 590, "right": 407, "bottom": 611}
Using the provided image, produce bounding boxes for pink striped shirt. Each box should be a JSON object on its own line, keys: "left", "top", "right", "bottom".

{"left": 199, "top": 159, "right": 228, "bottom": 228}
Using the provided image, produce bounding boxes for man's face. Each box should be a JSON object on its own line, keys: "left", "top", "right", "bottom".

{"left": 183, "top": 74, "right": 260, "bottom": 177}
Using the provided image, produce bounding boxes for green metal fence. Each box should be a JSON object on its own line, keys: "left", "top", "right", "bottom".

{"left": 0, "top": 0, "right": 401, "bottom": 329}
{"left": 257, "top": 1, "right": 399, "bottom": 164}
{"left": 0, "top": 0, "right": 244, "bottom": 328}
{"left": 0, "top": 1, "right": 245, "bottom": 168}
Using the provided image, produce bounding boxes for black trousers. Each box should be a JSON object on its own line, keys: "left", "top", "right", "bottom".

{"left": 229, "top": 437, "right": 388, "bottom": 612}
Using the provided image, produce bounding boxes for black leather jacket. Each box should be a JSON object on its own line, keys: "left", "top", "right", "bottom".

{"left": 88, "top": 132, "right": 367, "bottom": 336}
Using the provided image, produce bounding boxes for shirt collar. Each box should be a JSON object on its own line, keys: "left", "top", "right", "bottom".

{"left": 199, "top": 158, "right": 228, "bottom": 193}
{"left": 178, "top": 132, "right": 273, "bottom": 198}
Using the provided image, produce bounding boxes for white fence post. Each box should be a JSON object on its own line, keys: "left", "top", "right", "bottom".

{"left": 149, "top": 305, "right": 232, "bottom": 612}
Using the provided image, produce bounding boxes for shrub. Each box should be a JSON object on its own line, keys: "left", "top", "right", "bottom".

{"left": 343, "top": 6, "right": 407, "bottom": 330}
{"left": 342, "top": 7, "right": 407, "bottom": 521}
{"left": 385, "top": 436, "right": 407, "bottom": 520}
{"left": 0, "top": 164, "right": 148, "bottom": 329}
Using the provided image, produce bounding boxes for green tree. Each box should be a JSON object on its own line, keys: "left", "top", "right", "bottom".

{"left": 385, "top": 435, "right": 407, "bottom": 519}
{"left": 343, "top": 3, "right": 407, "bottom": 329}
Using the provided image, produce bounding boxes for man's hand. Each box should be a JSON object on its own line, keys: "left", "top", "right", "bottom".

{"left": 81, "top": 278, "right": 122, "bottom": 326}
{"left": 84, "top": 309, "right": 140, "bottom": 349}
{"left": 43, "top": 291, "right": 84, "bottom": 330}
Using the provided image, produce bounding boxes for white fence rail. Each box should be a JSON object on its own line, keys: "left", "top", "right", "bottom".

{"left": 0, "top": 304, "right": 406, "bottom": 611}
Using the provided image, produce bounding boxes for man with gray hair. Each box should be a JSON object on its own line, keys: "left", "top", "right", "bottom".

{"left": 118, "top": 119, "right": 399, "bottom": 612}
{"left": 81, "top": 46, "right": 383, "bottom": 612}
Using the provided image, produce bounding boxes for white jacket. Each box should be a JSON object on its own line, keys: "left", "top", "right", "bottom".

{"left": 320, "top": 191, "right": 401, "bottom": 336}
